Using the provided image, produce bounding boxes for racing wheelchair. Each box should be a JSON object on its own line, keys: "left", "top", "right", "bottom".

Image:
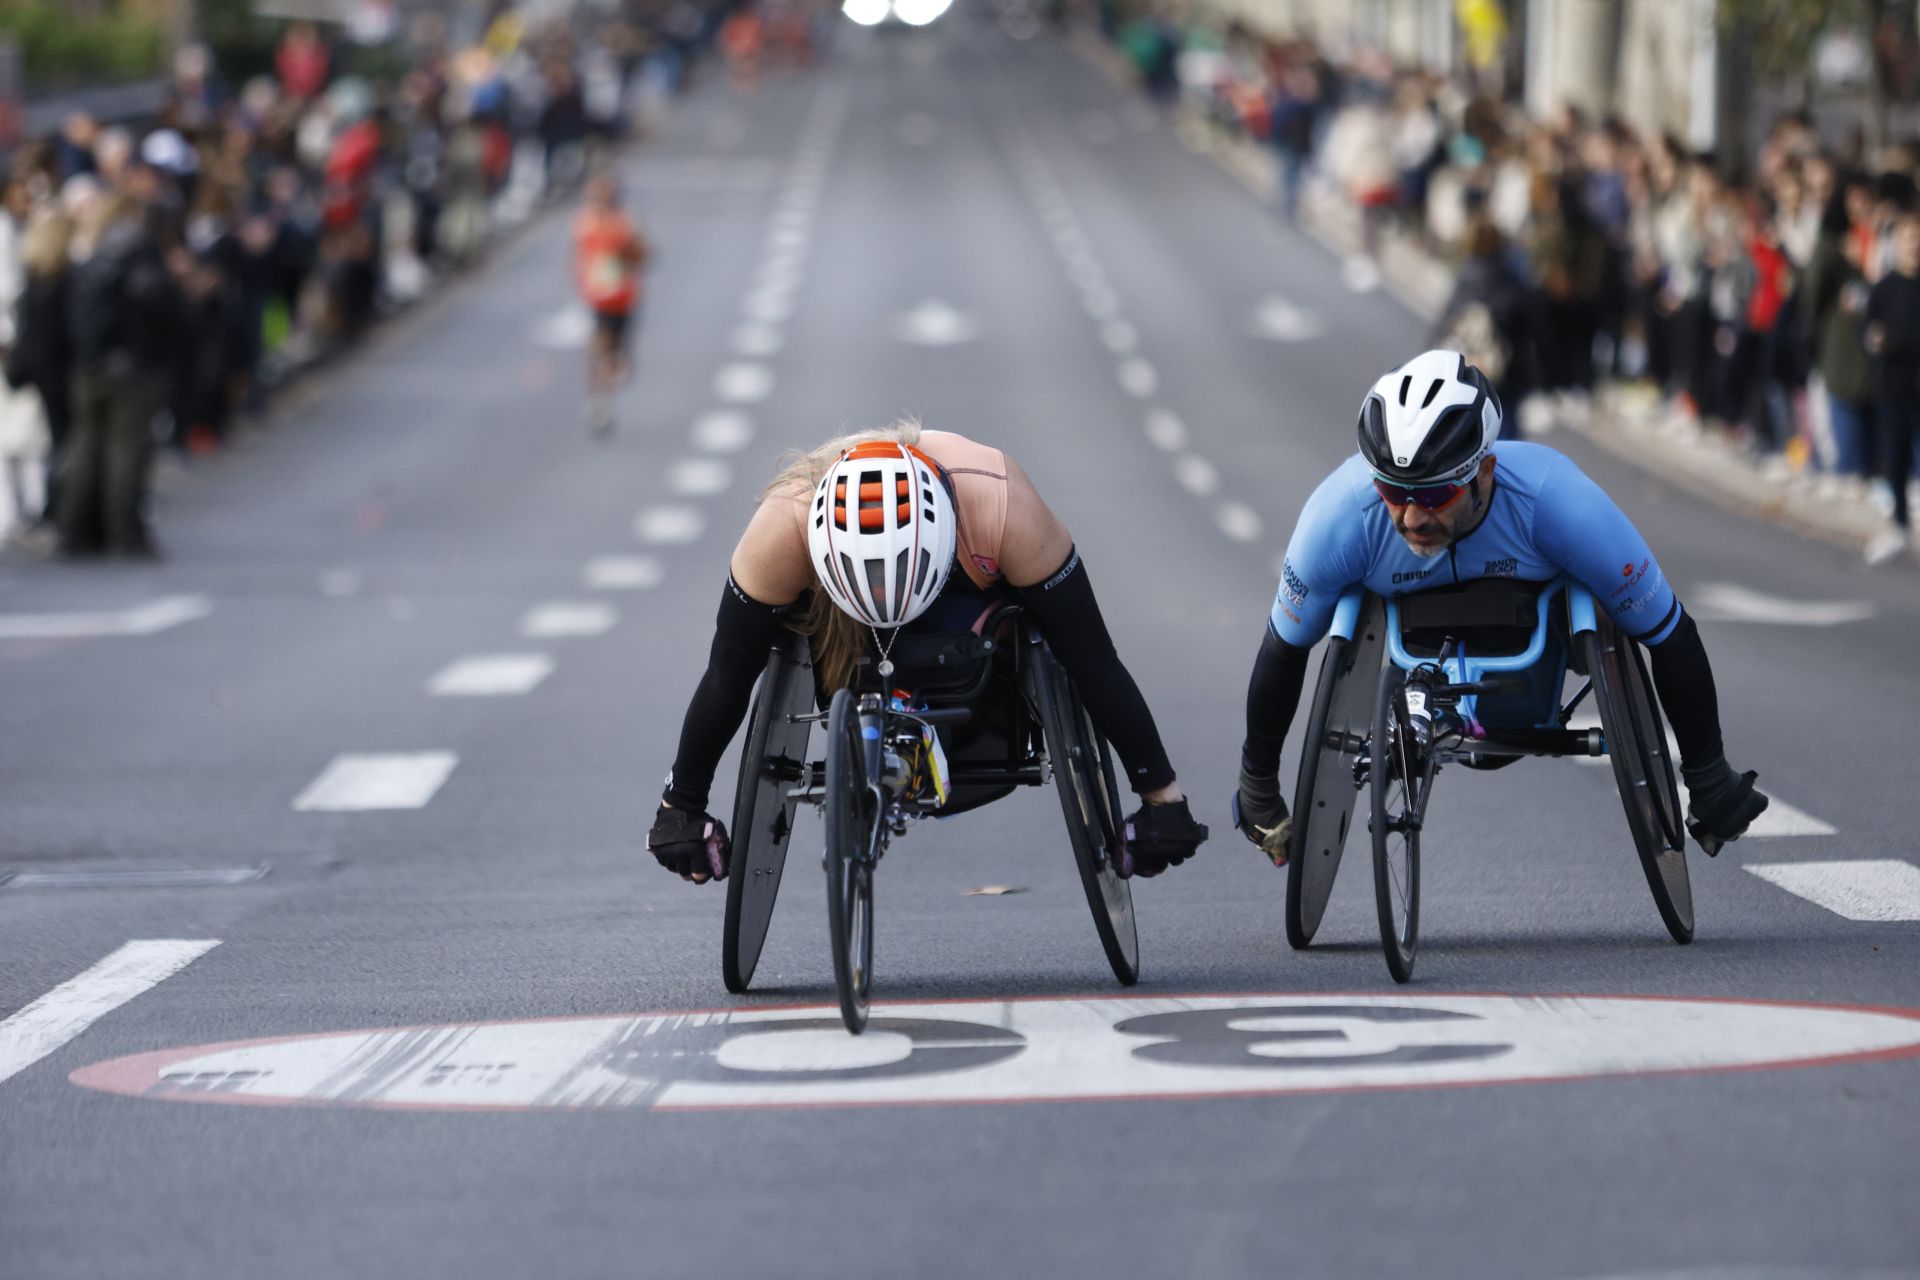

{"left": 721, "top": 601, "right": 1138, "bottom": 1032}
{"left": 1285, "top": 575, "right": 1690, "bottom": 983}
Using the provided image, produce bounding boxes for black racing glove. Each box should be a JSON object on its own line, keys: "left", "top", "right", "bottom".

{"left": 648, "top": 804, "right": 730, "bottom": 881}
{"left": 1122, "top": 797, "right": 1208, "bottom": 878}
{"left": 1682, "top": 759, "right": 1769, "bottom": 857}
{"left": 1231, "top": 766, "right": 1293, "bottom": 868}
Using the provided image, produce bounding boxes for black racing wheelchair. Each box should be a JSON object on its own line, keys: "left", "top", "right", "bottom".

{"left": 721, "top": 601, "right": 1138, "bottom": 1032}
{"left": 1285, "top": 575, "right": 1691, "bottom": 983}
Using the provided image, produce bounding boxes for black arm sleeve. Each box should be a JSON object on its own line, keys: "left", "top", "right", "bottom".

{"left": 1644, "top": 608, "right": 1725, "bottom": 781}
{"left": 1242, "top": 622, "right": 1312, "bottom": 777}
{"left": 663, "top": 577, "right": 786, "bottom": 811}
{"left": 1015, "top": 548, "right": 1176, "bottom": 795}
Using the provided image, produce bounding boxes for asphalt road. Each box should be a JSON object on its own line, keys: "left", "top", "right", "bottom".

{"left": 4, "top": 19, "right": 1919, "bottom": 1280}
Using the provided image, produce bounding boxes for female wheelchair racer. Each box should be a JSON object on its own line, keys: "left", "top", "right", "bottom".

{"left": 648, "top": 422, "right": 1209, "bottom": 885}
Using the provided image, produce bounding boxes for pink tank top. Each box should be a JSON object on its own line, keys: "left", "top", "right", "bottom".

{"left": 916, "top": 431, "right": 1008, "bottom": 590}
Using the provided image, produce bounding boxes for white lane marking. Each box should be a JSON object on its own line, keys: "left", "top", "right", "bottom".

{"left": 529, "top": 306, "right": 592, "bottom": 350}
{"left": 741, "top": 292, "right": 795, "bottom": 324}
{"left": 583, "top": 556, "right": 664, "bottom": 590}
{"left": 1563, "top": 709, "right": 1837, "bottom": 835}
{"left": 1174, "top": 455, "right": 1220, "bottom": 495}
{"left": 1117, "top": 358, "right": 1158, "bottom": 398}
{"left": 1728, "top": 795, "right": 1838, "bottom": 838}
{"left": 1250, "top": 295, "right": 1325, "bottom": 343}
{"left": 894, "top": 298, "right": 979, "bottom": 347}
{"left": 318, "top": 568, "right": 363, "bottom": 598}
{"left": 634, "top": 505, "right": 704, "bottom": 545}
{"left": 691, "top": 411, "right": 755, "bottom": 453}
{"left": 427, "top": 654, "right": 555, "bottom": 697}
{"left": 730, "top": 323, "right": 785, "bottom": 358}
{"left": 292, "top": 753, "right": 458, "bottom": 812}
{"left": 1083, "top": 288, "right": 1121, "bottom": 320}
{"left": 1144, "top": 409, "right": 1188, "bottom": 452}
{"left": 714, "top": 363, "right": 775, "bottom": 403}
{"left": 520, "top": 603, "right": 617, "bottom": 638}
{"left": 1746, "top": 860, "right": 1920, "bottom": 921}
{"left": 1066, "top": 260, "right": 1106, "bottom": 293}
{"left": 667, "top": 458, "right": 732, "bottom": 496}
{"left": 1099, "top": 320, "right": 1138, "bottom": 354}
{"left": 1217, "top": 502, "right": 1264, "bottom": 542}
{"left": 4, "top": 867, "right": 264, "bottom": 889}
{"left": 0, "top": 940, "right": 219, "bottom": 1087}
{"left": 753, "top": 257, "right": 805, "bottom": 292}
{"left": 71, "top": 994, "right": 1920, "bottom": 1112}
{"left": 1690, "top": 582, "right": 1876, "bottom": 627}
{"left": 0, "top": 594, "right": 211, "bottom": 640}
{"left": 768, "top": 226, "right": 809, "bottom": 251}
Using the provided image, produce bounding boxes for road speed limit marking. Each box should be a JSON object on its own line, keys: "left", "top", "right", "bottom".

{"left": 69, "top": 994, "right": 1920, "bottom": 1113}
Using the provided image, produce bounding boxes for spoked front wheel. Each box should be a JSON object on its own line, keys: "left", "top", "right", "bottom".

{"left": 823, "top": 688, "right": 877, "bottom": 1033}
{"left": 1370, "top": 666, "right": 1424, "bottom": 984}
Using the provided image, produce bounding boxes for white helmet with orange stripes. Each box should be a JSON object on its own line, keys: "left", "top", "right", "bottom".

{"left": 807, "top": 440, "right": 957, "bottom": 628}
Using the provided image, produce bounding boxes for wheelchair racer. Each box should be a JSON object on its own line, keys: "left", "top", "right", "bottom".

{"left": 1233, "top": 350, "right": 1770, "bottom": 865}
{"left": 649, "top": 421, "right": 1208, "bottom": 883}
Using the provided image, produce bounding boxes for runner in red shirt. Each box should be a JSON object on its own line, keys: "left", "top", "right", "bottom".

{"left": 572, "top": 171, "right": 649, "bottom": 437}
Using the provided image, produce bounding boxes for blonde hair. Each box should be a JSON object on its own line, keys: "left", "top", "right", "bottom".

{"left": 764, "top": 417, "right": 925, "bottom": 693}
{"left": 19, "top": 210, "right": 74, "bottom": 279}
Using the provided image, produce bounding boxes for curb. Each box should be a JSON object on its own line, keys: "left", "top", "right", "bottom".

{"left": 1067, "top": 32, "right": 1913, "bottom": 567}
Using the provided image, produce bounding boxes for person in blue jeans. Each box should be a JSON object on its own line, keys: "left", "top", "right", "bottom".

{"left": 1232, "top": 350, "right": 1771, "bottom": 863}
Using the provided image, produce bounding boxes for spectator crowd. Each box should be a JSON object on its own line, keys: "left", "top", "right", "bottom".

{"left": 1111, "top": 12, "right": 1920, "bottom": 564}
{"left": 0, "top": 3, "right": 739, "bottom": 558}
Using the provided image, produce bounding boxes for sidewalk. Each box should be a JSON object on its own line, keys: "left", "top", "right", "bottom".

{"left": 1072, "top": 32, "right": 1913, "bottom": 565}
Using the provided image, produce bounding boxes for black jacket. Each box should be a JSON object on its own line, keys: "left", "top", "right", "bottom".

{"left": 67, "top": 222, "right": 180, "bottom": 371}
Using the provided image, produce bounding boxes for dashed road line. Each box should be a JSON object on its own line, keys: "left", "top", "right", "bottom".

{"left": 293, "top": 752, "right": 458, "bottom": 812}
{"left": 714, "top": 362, "right": 775, "bottom": 402}
{"left": 634, "top": 505, "right": 705, "bottom": 544}
{"left": 1174, "top": 455, "right": 1219, "bottom": 495}
{"left": 1746, "top": 859, "right": 1920, "bottom": 921}
{"left": 729, "top": 324, "right": 785, "bottom": 357}
{"left": 0, "top": 940, "right": 220, "bottom": 1087}
{"left": 667, "top": 458, "right": 733, "bottom": 496}
{"left": 427, "top": 654, "right": 555, "bottom": 697}
{"left": 584, "top": 555, "right": 664, "bottom": 590}
{"left": 1144, "top": 409, "right": 1188, "bottom": 451}
{"left": 691, "top": 411, "right": 755, "bottom": 453}
{"left": 520, "top": 602, "right": 618, "bottom": 638}
{"left": 1116, "top": 358, "right": 1157, "bottom": 398}
{"left": 1217, "top": 502, "right": 1264, "bottom": 542}
{"left": 0, "top": 594, "right": 212, "bottom": 641}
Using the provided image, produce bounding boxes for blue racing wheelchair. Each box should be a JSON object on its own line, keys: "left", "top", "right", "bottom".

{"left": 1285, "top": 575, "right": 1689, "bottom": 982}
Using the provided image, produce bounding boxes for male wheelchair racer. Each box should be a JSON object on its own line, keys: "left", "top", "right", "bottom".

{"left": 1285, "top": 575, "right": 1690, "bottom": 983}
{"left": 723, "top": 600, "right": 1138, "bottom": 1033}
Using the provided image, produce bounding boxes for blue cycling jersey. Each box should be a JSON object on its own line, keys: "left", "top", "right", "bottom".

{"left": 1270, "top": 442, "right": 1680, "bottom": 648}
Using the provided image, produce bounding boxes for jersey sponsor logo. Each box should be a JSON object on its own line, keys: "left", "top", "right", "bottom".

{"left": 1611, "top": 558, "right": 1655, "bottom": 600}
{"left": 1036, "top": 549, "right": 1076, "bottom": 591}
{"left": 1392, "top": 566, "right": 1437, "bottom": 585}
{"left": 69, "top": 994, "right": 1920, "bottom": 1112}
{"left": 1280, "top": 559, "right": 1310, "bottom": 608}
{"left": 971, "top": 554, "right": 1002, "bottom": 578}
{"left": 1483, "top": 557, "right": 1518, "bottom": 578}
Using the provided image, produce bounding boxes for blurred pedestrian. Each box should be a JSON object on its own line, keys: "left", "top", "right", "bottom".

{"left": 59, "top": 193, "right": 181, "bottom": 558}
{"left": 1805, "top": 176, "right": 1877, "bottom": 485}
{"left": 1864, "top": 209, "right": 1920, "bottom": 563}
{"left": 572, "top": 170, "right": 649, "bottom": 438}
{"left": 1433, "top": 209, "right": 1533, "bottom": 431}
{"left": 4, "top": 208, "right": 75, "bottom": 532}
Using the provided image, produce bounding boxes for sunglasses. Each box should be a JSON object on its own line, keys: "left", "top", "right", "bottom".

{"left": 1373, "top": 478, "right": 1468, "bottom": 511}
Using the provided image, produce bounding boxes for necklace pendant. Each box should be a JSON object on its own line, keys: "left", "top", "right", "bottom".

{"left": 877, "top": 659, "right": 895, "bottom": 679}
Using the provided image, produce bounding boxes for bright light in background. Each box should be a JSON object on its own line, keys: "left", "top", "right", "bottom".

{"left": 893, "top": 0, "right": 952, "bottom": 23}
{"left": 842, "top": 0, "right": 889, "bottom": 25}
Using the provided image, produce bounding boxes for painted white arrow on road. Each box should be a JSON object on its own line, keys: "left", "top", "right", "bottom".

{"left": 894, "top": 299, "right": 979, "bottom": 347}
{"left": 0, "top": 594, "right": 211, "bottom": 640}
{"left": 1690, "top": 582, "right": 1876, "bottom": 627}
{"left": 1250, "top": 296, "right": 1324, "bottom": 343}
{"left": 529, "top": 306, "right": 593, "bottom": 350}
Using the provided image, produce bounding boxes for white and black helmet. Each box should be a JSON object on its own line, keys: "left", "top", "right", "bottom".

{"left": 1356, "top": 350, "right": 1503, "bottom": 487}
{"left": 807, "top": 440, "right": 958, "bottom": 629}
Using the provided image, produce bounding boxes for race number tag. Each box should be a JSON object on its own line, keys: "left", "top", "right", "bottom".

{"left": 923, "top": 726, "right": 950, "bottom": 807}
